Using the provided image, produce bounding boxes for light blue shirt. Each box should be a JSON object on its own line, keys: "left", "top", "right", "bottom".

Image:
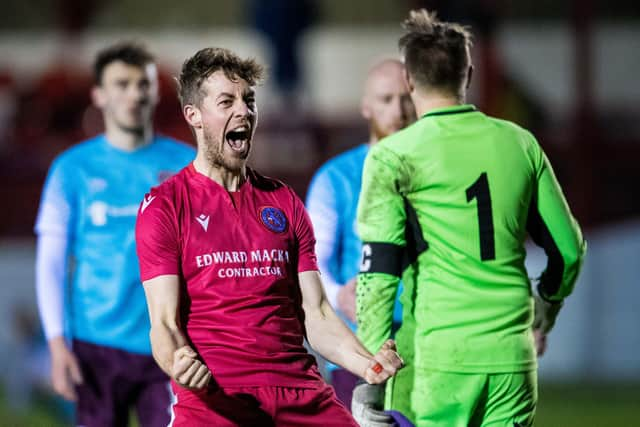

{"left": 35, "top": 134, "right": 195, "bottom": 354}
{"left": 306, "top": 144, "right": 403, "bottom": 332}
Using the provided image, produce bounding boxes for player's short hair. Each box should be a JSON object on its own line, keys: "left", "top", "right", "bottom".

{"left": 399, "top": 9, "right": 473, "bottom": 100}
{"left": 93, "top": 41, "right": 154, "bottom": 85}
{"left": 178, "top": 47, "right": 265, "bottom": 107}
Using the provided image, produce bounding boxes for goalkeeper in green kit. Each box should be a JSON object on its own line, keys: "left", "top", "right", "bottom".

{"left": 352, "top": 9, "right": 586, "bottom": 427}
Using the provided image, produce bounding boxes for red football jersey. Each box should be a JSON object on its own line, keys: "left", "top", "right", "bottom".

{"left": 136, "top": 164, "right": 323, "bottom": 388}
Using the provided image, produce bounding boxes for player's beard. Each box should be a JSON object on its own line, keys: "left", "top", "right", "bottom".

{"left": 202, "top": 124, "right": 248, "bottom": 173}
{"left": 370, "top": 117, "right": 398, "bottom": 141}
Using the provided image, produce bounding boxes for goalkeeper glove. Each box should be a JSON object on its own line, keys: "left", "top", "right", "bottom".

{"left": 351, "top": 383, "right": 395, "bottom": 427}
{"left": 533, "top": 294, "right": 563, "bottom": 334}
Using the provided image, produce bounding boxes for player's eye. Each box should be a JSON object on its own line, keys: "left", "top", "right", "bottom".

{"left": 381, "top": 95, "right": 393, "bottom": 104}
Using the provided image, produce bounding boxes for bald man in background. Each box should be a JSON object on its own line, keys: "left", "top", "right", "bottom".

{"left": 306, "top": 59, "right": 416, "bottom": 409}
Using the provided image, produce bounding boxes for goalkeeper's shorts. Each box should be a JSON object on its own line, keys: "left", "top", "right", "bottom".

{"left": 412, "top": 369, "right": 537, "bottom": 427}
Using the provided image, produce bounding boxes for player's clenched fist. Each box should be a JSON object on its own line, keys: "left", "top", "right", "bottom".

{"left": 172, "top": 345, "right": 212, "bottom": 389}
{"left": 364, "top": 339, "right": 404, "bottom": 384}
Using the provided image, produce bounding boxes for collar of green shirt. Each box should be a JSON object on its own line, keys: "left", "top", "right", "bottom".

{"left": 422, "top": 104, "right": 476, "bottom": 118}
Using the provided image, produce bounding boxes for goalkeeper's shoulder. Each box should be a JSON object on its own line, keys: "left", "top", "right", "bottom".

{"left": 366, "top": 136, "right": 405, "bottom": 174}
{"left": 375, "top": 124, "right": 414, "bottom": 154}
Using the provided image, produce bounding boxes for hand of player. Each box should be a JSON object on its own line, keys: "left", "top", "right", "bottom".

{"left": 337, "top": 277, "right": 357, "bottom": 324}
{"left": 48, "top": 336, "right": 84, "bottom": 401}
{"left": 352, "top": 383, "right": 395, "bottom": 427}
{"left": 533, "top": 295, "right": 563, "bottom": 334}
{"left": 172, "top": 345, "right": 212, "bottom": 389}
{"left": 533, "top": 328, "right": 548, "bottom": 357}
{"left": 364, "top": 339, "right": 404, "bottom": 384}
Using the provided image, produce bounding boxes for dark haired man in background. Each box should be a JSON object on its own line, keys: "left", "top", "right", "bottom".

{"left": 35, "top": 41, "right": 194, "bottom": 426}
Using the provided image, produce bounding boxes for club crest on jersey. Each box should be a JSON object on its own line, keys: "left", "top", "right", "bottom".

{"left": 259, "top": 206, "right": 287, "bottom": 234}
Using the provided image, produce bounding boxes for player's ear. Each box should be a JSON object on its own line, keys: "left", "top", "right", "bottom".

{"left": 183, "top": 104, "right": 202, "bottom": 129}
{"left": 404, "top": 68, "right": 415, "bottom": 94}
{"left": 91, "top": 85, "right": 105, "bottom": 109}
{"left": 361, "top": 95, "right": 371, "bottom": 120}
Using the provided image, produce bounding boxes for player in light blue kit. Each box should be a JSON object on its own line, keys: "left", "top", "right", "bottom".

{"left": 34, "top": 42, "right": 195, "bottom": 427}
{"left": 306, "top": 58, "right": 415, "bottom": 408}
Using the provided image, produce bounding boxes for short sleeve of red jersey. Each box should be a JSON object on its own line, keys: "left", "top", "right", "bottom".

{"left": 292, "top": 192, "right": 319, "bottom": 273}
{"left": 135, "top": 190, "right": 181, "bottom": 282}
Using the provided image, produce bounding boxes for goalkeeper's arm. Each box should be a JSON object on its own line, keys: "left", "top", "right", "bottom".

{"left": 526, "top": 144, "right": 586, "bottom": 343}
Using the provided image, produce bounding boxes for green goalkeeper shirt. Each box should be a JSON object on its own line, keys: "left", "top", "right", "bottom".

{"left": 356, "top": 104, "right": 586, "bottom": 373}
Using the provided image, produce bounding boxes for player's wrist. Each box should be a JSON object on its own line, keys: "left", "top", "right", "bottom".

{"left": 536, "top": 284, "right": 563, "bottom": 305}
{"left": 534, "top": 293, "right": 563, "bottom": 309}
{"left": 533, "top": 294, "right": 563, "bottom": 334}
{"left": 48, "top": 335, "right": 69, "bottom": 353}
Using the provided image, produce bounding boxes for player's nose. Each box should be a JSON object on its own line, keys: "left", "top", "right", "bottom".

{"left": 232, "top": 99, "right": 250, "bottom": 118}
{"left": 127, "top": 84, "right": 148, "bottom": 103}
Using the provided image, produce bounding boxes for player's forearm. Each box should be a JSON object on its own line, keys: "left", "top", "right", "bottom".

{"left": 305, "top": 300, "right": 373, "bottom": 378}
{"left": 356, "top": 272, "right": 398, "bottom": 353}
{"left": 536, "top": 218, "right": 586, "bottom": 302}
{"left": 533, "top": 164, "right": 587, "bottom": 301}
{"left": 142, "top": 276, "right": 186, "bottom": 376}
{"left": 149, "top": 322, "right": 189, "bottom": 377}
{"left": 35, "top": 233, "right": 68, "bottom": 340}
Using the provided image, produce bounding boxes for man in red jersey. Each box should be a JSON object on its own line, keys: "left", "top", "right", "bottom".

{"left": 135, "top": 47, "right": 403, "bottom": 426}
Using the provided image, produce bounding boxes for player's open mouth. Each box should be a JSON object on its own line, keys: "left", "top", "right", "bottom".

{"left": 225, "top": 126, "right": 250, "bottom": 153}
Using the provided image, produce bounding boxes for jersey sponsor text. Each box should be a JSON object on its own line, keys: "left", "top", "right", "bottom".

{"left": 195, "top": 248, "right": 290, "bottom": 279}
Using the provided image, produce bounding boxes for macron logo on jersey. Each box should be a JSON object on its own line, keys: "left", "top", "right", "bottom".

{"left": 140, "top": 195, "right": 156, "bottom": 213}
{"left": 196, "top": 214, "right": 210, "bottom": 231}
